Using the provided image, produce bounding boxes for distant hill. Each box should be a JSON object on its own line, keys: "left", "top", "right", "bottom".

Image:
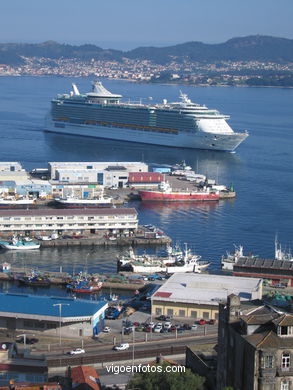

{"left": 1, "top": 35, "right": 293, "bottom": 65}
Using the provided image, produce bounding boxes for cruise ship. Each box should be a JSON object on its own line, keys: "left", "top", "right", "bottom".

{"left": 45, "top": 81, "right": 248, "bottom": 152}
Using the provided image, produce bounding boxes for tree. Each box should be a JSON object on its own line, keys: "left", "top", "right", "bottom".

{"left": 127, "top": 363, "right": 205, "bottom": 390}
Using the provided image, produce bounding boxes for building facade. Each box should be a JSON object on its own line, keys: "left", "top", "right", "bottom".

{"left": 0, "top": 293, "right": 108, "bottom": 337}
{"left": 0, "top": 208, "right": 138, "bottom": 234}
{"left": 151, "top": 273, "right": 262, "bottom": 321}
{"left": 217, "top": 295, "right": 293, "bottom": 390}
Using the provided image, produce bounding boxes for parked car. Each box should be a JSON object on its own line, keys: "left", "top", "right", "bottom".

{"left": 103, "top": 326, "right": 111, "bottom": 333}
{"left": 133, "top": 322, "right": 140, "bottom": 327}
{"left": 169, "top": 325, "right": 177, "bottom": 332}
{"left": 154, "top": 325, "right": 163, "bottom": 333}
{"left": 208, "top": 319, "right": 216, "bottom": 325}
{"left": 164, "top": 322, "right": 172, "bottom": 329}
{"left": 157, "top": 315, "right": 167, "bottom": 321}
{"left": 69, "top": 348, "right": 85, "bottom": 355}
{"left": 135, "top": 325, "right": 145, "bottom": 332}
{"left": 191, "top": 324, "right": 198, "bottom": 330}
{"left": 113, "top": 343, "right": 129, "bottom": 351}
{"left": 124, "top": 327, "right": 133, "bottom": 335}
{"left": 198, "top": 319, "right": 206, "bottom": 325}
{"left": 183, "top": 323, "right": 191, "bottom": 330}
{"left": 160, "top": 328, "right": 169, "bottom": 333}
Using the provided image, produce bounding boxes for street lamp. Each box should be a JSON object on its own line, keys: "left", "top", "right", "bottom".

{"left": 16, "top": 334, "right": 30, "bottom": 347}
{"left": 53, "top": 303, "right": 69, "bottom": 345}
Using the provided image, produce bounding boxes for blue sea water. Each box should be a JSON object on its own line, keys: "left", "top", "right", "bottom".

{"left": 0, "top": 76, "right": 293, "bottom": 275}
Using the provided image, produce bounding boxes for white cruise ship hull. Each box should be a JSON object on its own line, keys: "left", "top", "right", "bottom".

{"left": 45, "top": 119, "right": 247, "bottom": 152}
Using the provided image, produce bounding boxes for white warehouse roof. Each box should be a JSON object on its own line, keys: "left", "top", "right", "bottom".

{"left": 152, "top": 273, "right": 262, "bottom": 306}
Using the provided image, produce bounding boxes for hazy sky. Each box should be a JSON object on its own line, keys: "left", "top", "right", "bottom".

{"left": 2, "top": 0, "right": 293, "bottom": 50}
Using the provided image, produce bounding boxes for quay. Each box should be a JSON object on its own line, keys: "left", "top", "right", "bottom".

{"left": 37, "top": 234, "right": 171, "bottom": 248}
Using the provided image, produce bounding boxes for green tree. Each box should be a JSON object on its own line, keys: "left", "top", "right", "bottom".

{"left": 127, "top": 363, "right": 205, "bottom": 390}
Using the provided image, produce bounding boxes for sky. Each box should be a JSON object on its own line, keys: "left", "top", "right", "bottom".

{"left": 1, "top": 0, "right": 293, "bottom": 50}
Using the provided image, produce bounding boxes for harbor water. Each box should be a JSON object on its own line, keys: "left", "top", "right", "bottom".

{"left": 0, "top": 76, "right": 293, "bottom": 275}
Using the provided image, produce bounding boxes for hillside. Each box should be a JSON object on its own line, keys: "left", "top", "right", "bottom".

{"left": 1, "top": 35, "right": 293, "bottom": 65}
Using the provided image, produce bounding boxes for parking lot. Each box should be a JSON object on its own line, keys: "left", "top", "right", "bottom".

{"left": 100, "top": 309, "right": 218, "bottom": 346}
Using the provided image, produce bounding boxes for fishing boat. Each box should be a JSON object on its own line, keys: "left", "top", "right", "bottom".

{"left": 119, "top": 244, "right": 209, "bottom": 274}
{"left": 54, "top": 190, "right": 113, "bottom": 208}
{"left": 0, "top": 196, "right": 36, "bottom": 209}
{"left": 0, "top": 236, "right": 40, "bottom": 250}
{"left": 18, "top": 275, "right": 51, "bottom": 287}
{"left": 72, "top": 281, "right": 103, "bottom": 293}
{"left": 139, "top": 181, "right": 220, "bottom": 202}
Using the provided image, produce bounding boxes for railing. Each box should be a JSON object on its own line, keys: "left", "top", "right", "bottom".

{"left": 47, "top": 344, "right": 186, "bottom": 368}
{"left": 277, "top": 366, "right": 293, "bottom": 376}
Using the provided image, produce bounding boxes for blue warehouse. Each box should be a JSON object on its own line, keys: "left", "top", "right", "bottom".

{"left": 0, "top": 293, "right": 108, "bottom": 338}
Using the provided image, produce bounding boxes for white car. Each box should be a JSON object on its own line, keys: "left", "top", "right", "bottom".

{"left": 191, "top": 324, "right": 198, "bottom": 330}
{"left": 103, "top": 326, "right": 111, "bottom": 333}
{"left": 69, "top": 348, "right": 85, "bottom": 355}
{"left": 154, "top": 325, "right": 162, "bottom": 333}
{"left": 113, "top": 343, "right": 129, "bottom": 351}
{"left": 164, "top": 322, "right": 172, "bottom": 329}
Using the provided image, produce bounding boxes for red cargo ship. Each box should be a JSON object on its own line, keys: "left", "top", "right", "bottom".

{"left": 139, "top": 182, "right": 220, "bottom": 202}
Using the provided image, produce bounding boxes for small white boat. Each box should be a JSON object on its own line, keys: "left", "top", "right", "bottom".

{"left": 0, "top": 236, "right": 40, "bottom": 250}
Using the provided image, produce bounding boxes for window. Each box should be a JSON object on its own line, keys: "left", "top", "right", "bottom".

{"left": 262, "top": 355, "right": 274, "bottom": 369}
{"left": 281, "top": 380, "right": 289, "bottom": 390}
{"left": 167, "top": 309, "right": 173, "bottom": 316}
{"left": 155, "top": 308, "right": 162, "bottom": 315}
{"left": 179, "top": 310, "right": 185, "bottom": 317}
{"left": 203, "top": 312, "right": 210, "bottom": 319}
{"left": 279, "top": 326, "right": 293, "bottom": 336}
{"left": 282, "top": 353, "right": 290, "bottom": 368}
{"left": 190, "top": 311, "right": 197, "bottom": 318}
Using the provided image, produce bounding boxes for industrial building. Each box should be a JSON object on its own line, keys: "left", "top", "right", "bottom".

{"left": 48, "top": 161, "right": 148, "bottom": 188}
{"left": 0, "top": 293, "right": 108, "bottom": 337}
{"left": 151, "top": 273, "right": 262, "bottom": 320}
{"left": 0, "top": 208, "right": 138, "bottom": 234}
{"left": 128, "top": 172, "right": 164, "bottom": 188}
{"left": 0, "top": 162, "right": 24, "bottom": 172}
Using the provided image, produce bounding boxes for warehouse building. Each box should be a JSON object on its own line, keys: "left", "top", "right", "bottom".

{"left": 48, "top": 162, "right": 148, "bottom": 186}
{"left": 0, "top": 208, "right": 138, "bottom": 234}
{"left": 151, "top": 273, "right": 262, "bottom": 321}
{"left": 128, "top": 172, "right": 164, "bottom": 188}
{"left": 0, "top": 162, "right": 24, "bottom": 172}
{"left": 0, "top": 293, "right": 108, "bottom": 337}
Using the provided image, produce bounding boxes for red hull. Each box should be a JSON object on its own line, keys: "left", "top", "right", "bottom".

{"left": 139, "top": 190, "right": 220, "bottom": 202}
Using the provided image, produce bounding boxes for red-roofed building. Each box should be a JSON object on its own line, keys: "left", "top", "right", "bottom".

{"left": 69, "top": 366, "right": 101, "bottom": 390}
{"left": 128, "top": 172, "right": 164, "bottom": 188}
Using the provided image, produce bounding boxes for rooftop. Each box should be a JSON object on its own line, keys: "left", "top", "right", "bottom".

{"left": 0, "top": 293, "right": 107, "bottom": 322}
{"left": 235, "top": 257, "right": 293, "bottom": 271}
{"left": 0, "top": 208, "right": 137, "bottom": 217}
{"left": 152, "top": 273, "right": 262, "bottom": 305}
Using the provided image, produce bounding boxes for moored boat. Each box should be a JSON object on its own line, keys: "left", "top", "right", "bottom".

{"left": 139, "top": 181, "right": 220, "bottom": 202}
{"left": 18, "top": 275, "right": 51, "bottom": 287}
{"left": 0, "top": 197, "right": 36, "bottom": 209}
{"left": 72, "top": 281, "right": 103, "bottom": 293}
{"left": 54, "top": 191, "right": 113, "bottom": 208}
{"left": 0, "top": 236, "right": 40, "bottom": 250}
{"left": 119, "top": 243, "right": 209, "bottom": 274}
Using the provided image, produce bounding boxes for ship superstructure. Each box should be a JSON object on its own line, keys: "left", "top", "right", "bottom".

{"left": 45, "top": 81, "right": 248, "bottom": 151}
